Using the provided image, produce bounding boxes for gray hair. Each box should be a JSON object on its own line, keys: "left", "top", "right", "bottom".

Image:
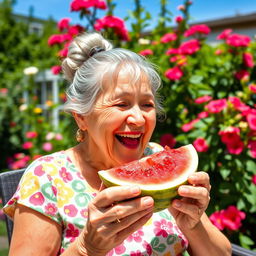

{"left": 62, "top": 32, "right": 163, "bottom": 116}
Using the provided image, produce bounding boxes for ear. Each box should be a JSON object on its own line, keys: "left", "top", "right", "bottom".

{"left": 72, "top": 112, "right": 88, "bottom": 131}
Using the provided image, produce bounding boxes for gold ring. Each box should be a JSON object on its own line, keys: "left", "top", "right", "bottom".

{"left": 116, "top": 217, "right": 121, "bottom": 223}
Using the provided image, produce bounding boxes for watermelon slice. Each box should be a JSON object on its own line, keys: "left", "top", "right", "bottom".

{"left": 98, "top": 144, "right": 198, "bottom": 212}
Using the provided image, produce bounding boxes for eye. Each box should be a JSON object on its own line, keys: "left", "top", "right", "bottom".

{"left": 114, "top": 102, "right": 129, "bottom": 107}
{"left": 142, "top": 102, "right": 155, "bottom": 108}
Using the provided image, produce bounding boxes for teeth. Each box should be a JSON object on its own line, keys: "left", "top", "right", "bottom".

{"left": 117, "top": 134, "right": 141, "bottom": 139}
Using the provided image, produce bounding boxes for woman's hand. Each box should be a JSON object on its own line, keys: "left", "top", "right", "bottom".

{"left": 77, "top": 185, "right": 154, "bottom": 256}
{"left": 168, "top": 171, "right": 211, "bottom": 231}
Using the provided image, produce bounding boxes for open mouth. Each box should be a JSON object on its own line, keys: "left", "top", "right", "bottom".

{"left": 115, "top": 133, "right": 142, "bottom": 149}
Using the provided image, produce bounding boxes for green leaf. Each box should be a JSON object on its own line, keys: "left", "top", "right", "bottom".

{"left": 220, "top": 169, "right": 231, "bottom": 179}
{"left": 189, "top": 75, "right": 204, "bottom": 84}
{"left": 239, "top": 234, "right": 254, "bottom": 247}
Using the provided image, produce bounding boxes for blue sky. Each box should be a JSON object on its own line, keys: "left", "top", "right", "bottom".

{"left": 12, "top": 0, "right": 256, "bottom": 29}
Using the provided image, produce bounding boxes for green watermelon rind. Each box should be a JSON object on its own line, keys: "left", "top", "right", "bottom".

{"left": 98, "top": 144, "right": 198, "bottom": 212}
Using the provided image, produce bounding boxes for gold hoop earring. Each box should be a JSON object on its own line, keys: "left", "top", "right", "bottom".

{"left": 76, "top": 129, "right": 85, "bottom": 143}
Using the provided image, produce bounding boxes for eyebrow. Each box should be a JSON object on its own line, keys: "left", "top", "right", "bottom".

{"left": 113, "top": 91, "right": 154, "bottom": 99}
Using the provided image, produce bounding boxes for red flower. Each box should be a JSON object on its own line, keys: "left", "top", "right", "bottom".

{"left": 222, "top": 206, "right": 246, "bottom": 230}
{"left": 226, "top": 139, "right": 244, "bottom": 155}
{"left": 22, "top": 141, "right": 33, "bottom": 149}
{"left": 26, "top": 131, "right": 38, "bottom": 139}
{"left": 160, "top": 33, "right": 177, "bottom": 43}
{"left": 193, "top": 137, "right": 209, "bottom": 152}
{"left": 216, "top": 29, "right": 232, "bottom": 40}
{"left": 165, "top": 66, "right": 183, "bottom": 81}
{"left": 57, "top": 18, "right": 71, "bottom": 31}
{"left": 0, "top": 88, "right": 8, "bottom": 96}
{"left": 178, "top": 39, "right": 200, "bottom": 55}
{"left": 205, "top": 99, "right": 227, "bottom": 113}
{"left": 160, "top": 133, "right": 176, "bottom": 148}
{"left": 51, "top": 65, "right": 62, "bottom": 75}
{"left": 252, "top": 174, "right": 256, "bottom": 185}
{"left": 197, "top": 111, "right": 209, "bottom": 119}
{"left": 243, "top": 52, "right": 254, "bottom": 68}
{"left": 181, "top": 119, "right": 199, "bottom": 132}
{"left": 66, "top": 223, "right": 79, "bottom": 241}
{"left": 139, "top": 49, "right": 153, "bottom": 56}
{"left": 248, "top": 140, "right": 256, "bottom": 158}
{"left": 68, "top": 25, "right": 84, "bottom": 36}
{"left": 226, "top": 34, "right": 251, "bottom": 47}
{"left": 70, "top": 0, "right": 107, "bottom": 11}
{"left": 184, "top": 24, "right": 211, "bottom": 37}
{"left": 219, "top": 127, "right": 240, "bottom": 144}
{"left": 48, "top": 34, "right": 71, "bottom": 46}
{"left": 194, "top": 95, "right": 212, "bottom": 104}
{"left": 175, "top": 16, "right": 183, "bottom": 23}
{"left": 249, "top": 84, "right": 256, "bottom": 93}
{"left": 94, "top": 15, "right": 129, "bottom": 41}
{"left": 210, "top": 211, "right": 225, "bottom": 230}
{"left": 229, "top": 96, "right": 250, "bottom": 113}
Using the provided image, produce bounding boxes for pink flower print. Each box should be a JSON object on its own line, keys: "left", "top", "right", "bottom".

{"left": 106, "top": 244, "right": 126, "bottom": 256}
{"left": 143, "top": 240, "right": 152, "bottom": 255}
{"left": 154, "top": 219, "right": 173, "bottom": 237}
{"left": 64, "top": 204, "right": 78, "bottom": 217}
{"left": 66, "top": 223, "right": 79, "bottom": 242}
{"left": 127, "top": 229, "right": 144, "bottom": 243}
{"left": 60, "top": 167, "right": 73, "bottom": 182}
{"left": 34, "top": 164, "right": 45, "bottom": 176}
{"left": 80, "top": 208, "right": 88, "bottom": 219}
{"left": 29, "top": 192, "right": 45, "bottom": 206}
{"left": 45, "top": 203, "right": 58, "bottom": 216}
{"left": 130, "top": 250, "right": 143, "bottom": 256}
{"left": 39, "top": 156, "right": 54, "bottom": 162}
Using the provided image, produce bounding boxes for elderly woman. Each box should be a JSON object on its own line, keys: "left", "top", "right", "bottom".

{"left": 4, "top": 32, "right": 231, "bottom": 256}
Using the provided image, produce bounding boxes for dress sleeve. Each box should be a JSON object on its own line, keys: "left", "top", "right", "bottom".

{"left": 3, "top": 157, "right": 62, "bottom": 225}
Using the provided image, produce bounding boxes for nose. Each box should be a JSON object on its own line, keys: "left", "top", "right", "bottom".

{"left": 127, "top": 105, "right": 145, "bottom": 126}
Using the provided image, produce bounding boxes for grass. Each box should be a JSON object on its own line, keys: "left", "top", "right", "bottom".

{"left": 0, "top": 248, "right": 8, "bottom": 256}
{"left": 0, "top": 219, "right": 7, "bottom": 236}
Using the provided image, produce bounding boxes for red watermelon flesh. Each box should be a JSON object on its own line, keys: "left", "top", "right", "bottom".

{"left": 104, "top": 146, "right": 192, "bottom": 185}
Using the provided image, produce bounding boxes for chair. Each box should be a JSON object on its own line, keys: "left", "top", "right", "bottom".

{"left": 0, "top": 168, "right": 25, "bottom": 244}
{"left": 0, "top": 169, "right": 256, "bottom": 255}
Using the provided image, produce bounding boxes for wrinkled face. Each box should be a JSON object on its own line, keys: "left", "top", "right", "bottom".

{"left": 83, "top": 71, "right": 156, "bottom": 169}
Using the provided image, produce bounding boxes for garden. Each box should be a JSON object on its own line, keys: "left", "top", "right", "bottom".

{"left": 0, "top": 0, "right": 256, "bottom": 253}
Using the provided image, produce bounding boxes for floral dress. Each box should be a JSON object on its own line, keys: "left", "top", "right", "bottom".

{"left": 4, "top": 142, "right": 188, "bottom": 255}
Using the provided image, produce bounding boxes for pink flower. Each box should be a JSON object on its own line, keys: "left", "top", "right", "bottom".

{"left": 42, "top": 142, "right": 53, "bottom": 152}
{"left": 249, "top": 84, "right": 256, "bottom": 93}
{"left": 222, "top": 206, "right": 246, "bottom": 230}
{"left": 0, "top": 88, "right": 8, "bottom": 96}
{"left": 165, "top": 66, "right": 183, "bottom": 81}
{"left": 229, "top": 96, "right": 250, "bottom": 113}
{"left": 215, "top": 49, "right": 223, "bottom": 55}
{"left": 106, "top": 244, "right": 126, "bottom": 256}
{"left": 216, "top": 29, "right": 233, "bottom": 40}
{"left": 64, "top": 204, "right": 78, "bottom": 217}
{"left": 57, "top": 18, "right": 70, "bottom": 31}
{"left": 175, "top": 16, "right": 183, "bottom": 23}
{"left": 94, "top": 16, "right": 129, "bottom": 41}
{"left": 184, "top": 24, "right": 211, "bottom": 37}
{"left": 226, "top": 34, "right": 251, "bottom": 47}
{"left": 160, "top": 133, "right": 176, "bottom": 148}
{"left": 247, "top": 113, "right": 256, "bottom": 130}
{"left": 252, "top": 174, "right": 256, "bottom": 185}
{"left": 243, "top": 52, "right": 254, "bottom": 68}
{"left": 22, "top": 141, "right": 33, "bottom": 150}
{"left": 139, "top": 49, "right": 153, "bottom": 56}
{"left": 178, "top": 39, "right": 200, "bottom": 55}
{"left": 166, "top": 48, "right": 179, "bottom": 55}
{"left": 195, "top": 95, "right": 212, "bottom": 104}
{"left": 70, "top": 0, "right": 107, "bottom": 11}
{"left": 58, "top": 47, "right": 69, "bottom": 58}
{"left": 219, "top": 127, "right": 240, "bottom": 144}
{"left": 210, "top": 211, "right": 225, "bottom": 230}
{"left": 153, "top": 219, "right": 173, "bottom": 237}
{"left": 68, "top": 25, "right": 84, "bottom": 36}
{"left": 248, "top": 140, "right": 256, "bottom": 158}
{"left": 197, "top": 111, "right": 209, "bottom": 119}
{"left": 25, "top": 131, "right": 38, "bottom": 139}
{"left": 55, "top": 133, "right": 63, "bottom": 140}
{"left": 45, "top": 203, "right": 58, "bottom": 216}
{"left": 51, "top": 65, "right": 62, "bottom": 75}
{"left": 181, "top": 119, "right": 199, "bottom": 132}
{"left": 130, "top": 251, "right": 143, "bottom": 256}
{"left": 205, "top": 99, "right": 227, "bottom": 113}
{"left": 48, "top": 34, "right": 71, "bottom": 46}
{"left": 127, "top": 229, "right": 144, "bottom": 243}
{"left": 193, "top": 137, "right": 209, "bottom": 152}
{"left": 29, "top": 192, "right": 45, "bottom": 206}
{"left": 160, "top": 33, "right": 177, "bottom": 43}
{"left": 142, "top": 241, "right": 152, "bottom": 255}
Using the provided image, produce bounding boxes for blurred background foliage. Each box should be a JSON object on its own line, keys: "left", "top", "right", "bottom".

{"left": 0, "top": 0, "right": 255, "bottom": 251}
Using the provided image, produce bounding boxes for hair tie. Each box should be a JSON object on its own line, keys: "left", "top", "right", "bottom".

{"left": 89, "top": 46, "right": 105, "bottom": 57}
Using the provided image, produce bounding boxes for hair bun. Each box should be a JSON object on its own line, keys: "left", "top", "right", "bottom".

{"left": 62, "top": 32, "right": 113, "bottom": 82}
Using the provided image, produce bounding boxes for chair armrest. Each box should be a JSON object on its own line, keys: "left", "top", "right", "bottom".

{"left": 232, "top": 243, "right": 256, "bottom": 256}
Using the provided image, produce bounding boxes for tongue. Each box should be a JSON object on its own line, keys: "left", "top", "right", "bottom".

{"left": 119, "top": 137, "right": 139, "bottom": 148}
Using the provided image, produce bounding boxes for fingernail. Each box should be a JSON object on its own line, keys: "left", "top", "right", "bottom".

{"left": 143, "top": 197, "right": 154, "bottom": 207}
{"left": 130, "top": 186, "right": 140, "bottom": 194}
